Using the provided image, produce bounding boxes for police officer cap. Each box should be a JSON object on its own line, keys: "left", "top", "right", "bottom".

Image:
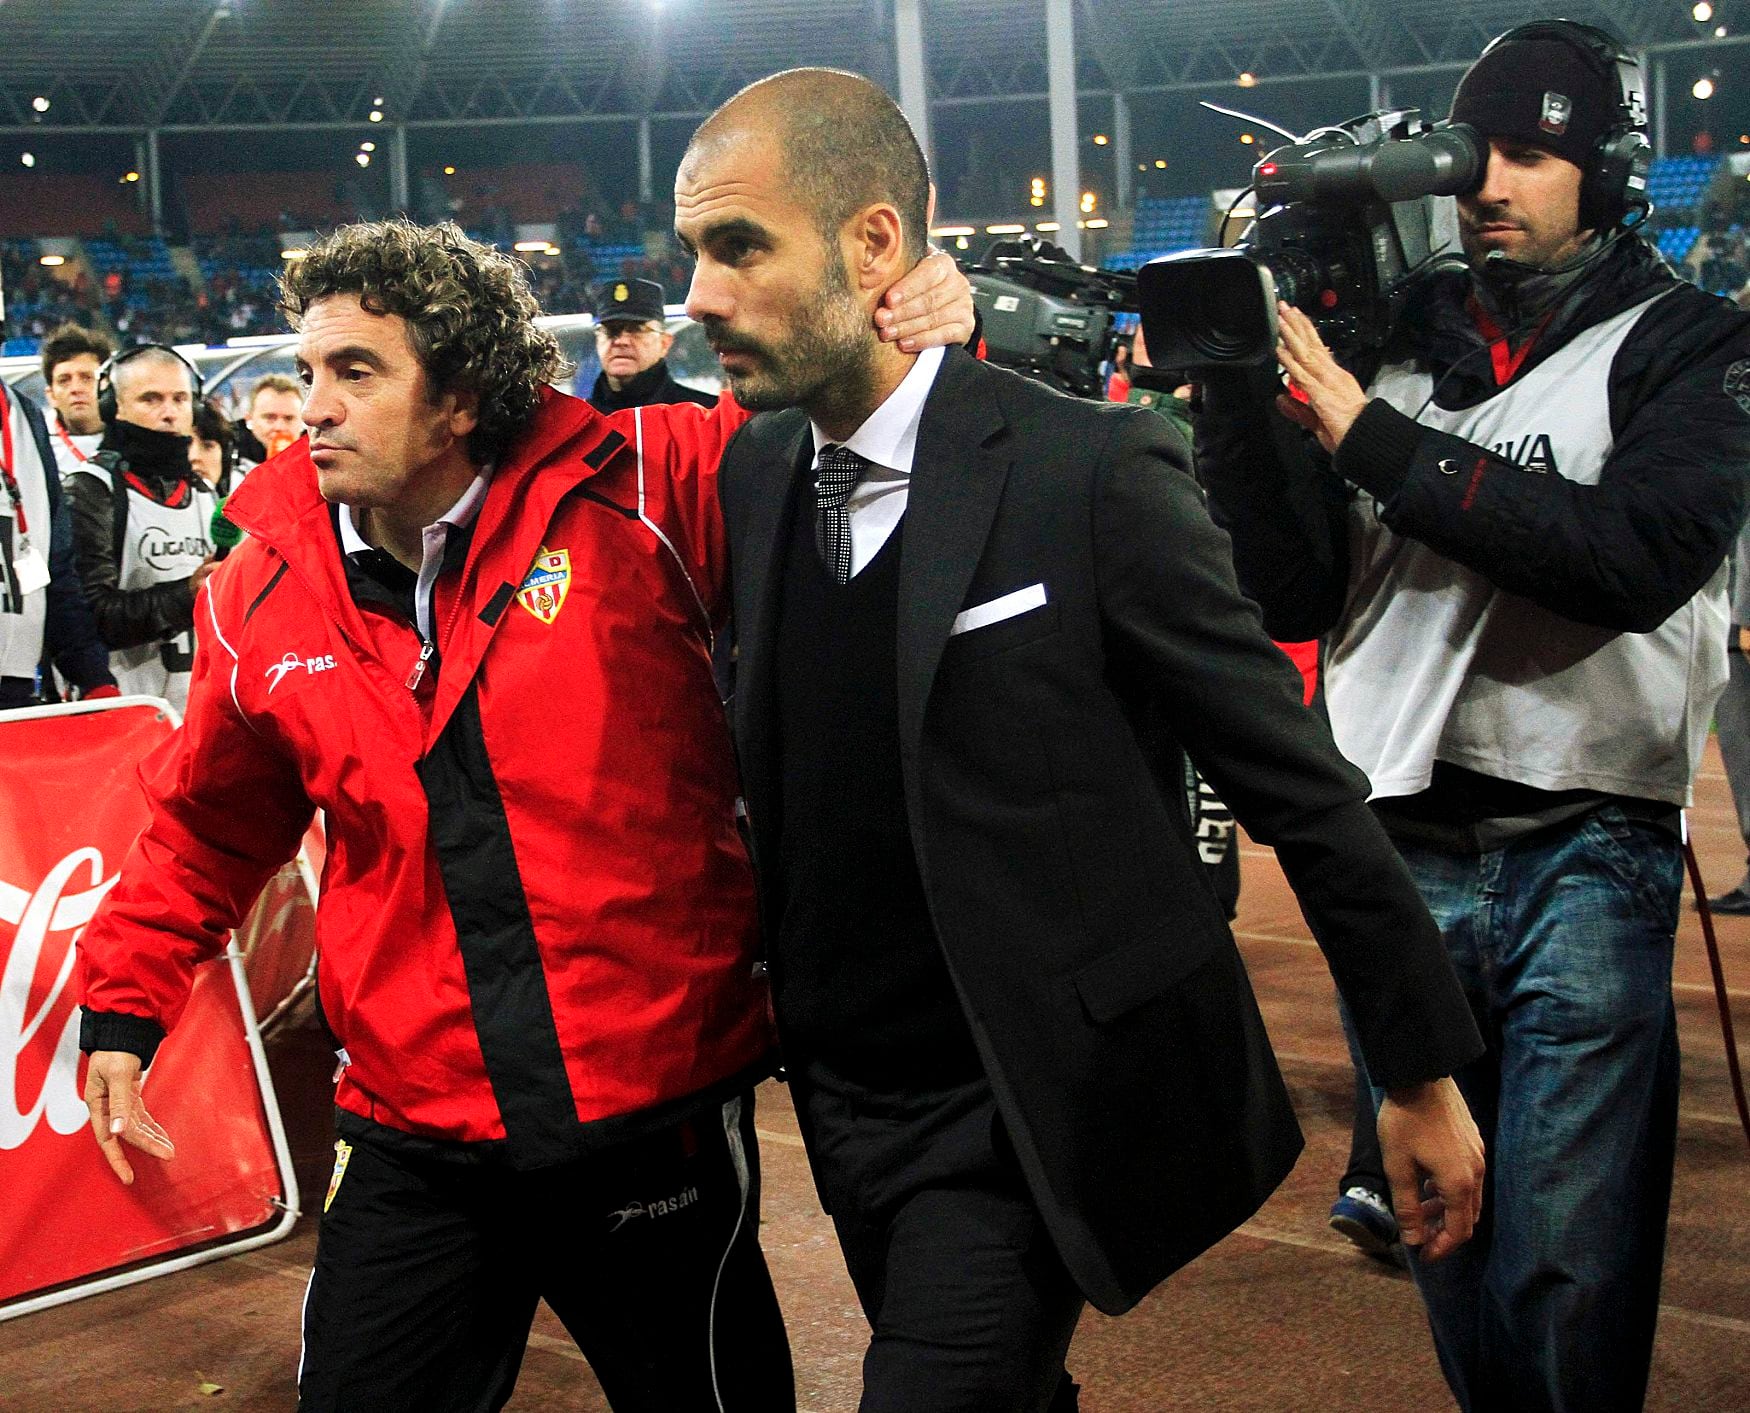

{"left": 594, "top": 278, "right": 667, "bottom": 326}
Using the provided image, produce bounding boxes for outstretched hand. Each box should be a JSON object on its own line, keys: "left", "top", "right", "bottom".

{"left": 1376, "top": 1076, "right": 1484, "bottom": 1261}
{"left": 1273, "top": 302, "right": 1370, "bottom": 455}
{"left": 876, "top": 247, "right": 976, "bottom": 353}
{"left": 84, "top": 1049, "right": 175, "bottom": 1185}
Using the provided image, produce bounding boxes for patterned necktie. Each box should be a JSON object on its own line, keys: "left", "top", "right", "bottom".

{"left": 813, "top": 443, "right": 866, "bottom": 585}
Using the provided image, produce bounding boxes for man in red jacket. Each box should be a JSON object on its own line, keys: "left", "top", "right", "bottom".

{"left": 75, "top": 217, "right": 971, "bottom": 1412}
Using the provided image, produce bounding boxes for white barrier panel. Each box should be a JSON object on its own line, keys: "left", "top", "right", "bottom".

{"left": 0, "top": 697, "right": 302, "bottom": 1321}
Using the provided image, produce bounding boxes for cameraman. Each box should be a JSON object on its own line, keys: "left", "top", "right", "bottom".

{"left": 1198, "top": 21, "right": 1750, "bottom": 1413}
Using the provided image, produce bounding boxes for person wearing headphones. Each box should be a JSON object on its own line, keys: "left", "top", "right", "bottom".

{"left": 1197, "top": 21, "right": 1750, "bottom": 1413}
{"left": 66, "top": 345, "right": 220, "bottom": 714}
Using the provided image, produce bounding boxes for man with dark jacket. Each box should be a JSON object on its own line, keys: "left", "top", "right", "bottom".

{"left": 586, "top": 277, "right": 717, "bottom": 413}
{"left": 685, "top": 68, "right": 1485, "bottom": 1413}
{"left": 0, "top": 377, "right": 116, "bottom": 708}
{"left": 1198, "top": 22, "right": 1750, "bottom": 1413}
{"left": 65, "top": 345, "right": 219, "bottom": 714}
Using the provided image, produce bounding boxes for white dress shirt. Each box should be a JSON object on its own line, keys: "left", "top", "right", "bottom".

{"left": 808, "top": 344, "right": 945, "bottom": 579}
{"left": 338, "top": 468, "right": 492, "bottom": 642}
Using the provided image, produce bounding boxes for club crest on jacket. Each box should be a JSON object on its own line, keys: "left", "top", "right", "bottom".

{"left": 517, "top": 547, "right": 572, "bottom": 625}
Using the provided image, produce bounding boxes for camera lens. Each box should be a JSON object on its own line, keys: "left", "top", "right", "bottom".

{"left": 1262, "top": 248, "right": 1322, "bottom": 312}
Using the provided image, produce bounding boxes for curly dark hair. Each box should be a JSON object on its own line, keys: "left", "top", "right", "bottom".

{"left": 278, "top": 219, "right": 569, "bottom": 463}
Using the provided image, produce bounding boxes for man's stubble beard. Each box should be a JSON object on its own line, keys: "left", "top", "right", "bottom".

{"left": 720, "top": 249, "right": 876, "bottom": 421}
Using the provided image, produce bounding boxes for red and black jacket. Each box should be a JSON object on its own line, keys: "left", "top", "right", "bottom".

{"left": 79, "top": 388, "right": 774, "bottom": 1167}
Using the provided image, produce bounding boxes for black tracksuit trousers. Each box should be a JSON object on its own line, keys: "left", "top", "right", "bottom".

{"left": 297, "top": 1090, "right": 793, "bottom": 1412}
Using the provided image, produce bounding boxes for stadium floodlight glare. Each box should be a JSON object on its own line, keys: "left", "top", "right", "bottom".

{"left": 1694, "top": 77, "right": 1716, "bottom": 100}
{"left": 1154, "top": 159, "right": 1167, "bottom": 169}
{"left": 356, "top": 152, "right": 371, "bottom": 166}
{"left": 1718, "top": 25, "right": 1729, "bottom": 36}
{"left": 1240, "top": 133, "right": 1255, "bottom": 144}
{"left": 1093, "top": 134, "right": 1108, "bottom": 145}
{"left": 38, "top": 254, "right": 65, "bottom": 267}
{"left": 20, "top": 153, "right": 34, "bottom": 167}
{"left": 1237, "top": 72, "right": 1258, "bottom": 88}
{"left": 360, "top": 141, "right": 376, "bottom": 152}
{"left": 31, "top": 96, "right": 49, "bottom": 113}
{"left": 955, "top": 235, "right": 969, "bottom": 249}
{"left": 123, "top": 170, "right": 140, "bottom": 182}
{"left": 369, "top": 109, "right": 384, "bottom": 123}
{"left": 373, "top": 96, "right": 385, "bottom": 106}
{"left": 513, "top": 239, "right": 550, "bottom": 252}
{"left": 985, "top": 223, "right": 1027, "bottom": 234}
{"left": 1694, "top": 2, "right": 1713, "bottom": 21}
{"left": 1079, "top": 191, "right": 1096, "bottom": 213}
{"left": 444, "top": 165, "right": 456, "bottom": 174}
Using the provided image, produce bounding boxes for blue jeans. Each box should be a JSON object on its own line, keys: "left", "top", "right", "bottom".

{"left": 1390, "top": 807, "right": 1681, "bottom": 1413}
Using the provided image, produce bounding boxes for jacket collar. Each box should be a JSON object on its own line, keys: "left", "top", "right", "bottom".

{"left": 224, "top": 386, "right": 626, "bottom": 667}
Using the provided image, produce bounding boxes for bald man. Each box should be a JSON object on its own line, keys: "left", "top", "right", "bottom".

{"left": 684, "top": 69, "right": 1483, "bottom": 1412}
{"left": 66, "top": 345, "right": 219, "bottom": 712}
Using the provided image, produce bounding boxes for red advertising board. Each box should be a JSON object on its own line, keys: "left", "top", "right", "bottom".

{"left": 0, "top": 698, "right": 302, "bottom": 1320}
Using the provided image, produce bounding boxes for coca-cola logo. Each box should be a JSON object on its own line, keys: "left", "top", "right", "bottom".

{"left": 0, "top": 849, "right": 116, "bottom": 1151}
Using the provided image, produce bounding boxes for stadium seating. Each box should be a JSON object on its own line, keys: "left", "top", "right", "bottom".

{"left": 1646, "top": 154, "right": 1720, "bottom": 215}
{"left": 0, "top": 173, "right": 149, "bottom": 239}
{"left": 83, "top": 237, "right": 183, "bottom": 312}
{"left": 1105, "top": 195, "right": 1214, "bottom": 270}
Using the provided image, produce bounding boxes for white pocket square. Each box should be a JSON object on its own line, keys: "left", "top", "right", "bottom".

{"left": 951, "top": 583, "right": 1048, "bottom": 636}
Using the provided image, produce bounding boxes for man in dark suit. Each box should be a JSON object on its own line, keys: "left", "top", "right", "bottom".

{"left": 677, "top": 69, "right": 1486, "bottom": 1412}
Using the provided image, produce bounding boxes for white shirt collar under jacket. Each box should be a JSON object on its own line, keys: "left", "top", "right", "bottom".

{"left": 809, "top": 343, "right": 945, "bottom": 480}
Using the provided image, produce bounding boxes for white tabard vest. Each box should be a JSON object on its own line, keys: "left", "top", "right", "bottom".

{"left": 0, "top": 388, "right": 53, "bottom": 683}
{"left": 1327, "top": 290, "right": 1728, "bottom": 808}
{"left": 49, "top": 415, "right": 100, "bottom": 483}
{"left": 70, "top": 462, "right": 217, "bottom": 714}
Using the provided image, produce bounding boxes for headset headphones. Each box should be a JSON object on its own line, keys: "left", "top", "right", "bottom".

{"left": 1479, "top": 20, "right": 1651, "bottom": 231}
{"left": 95, "top": 343, "right": 205, "bottom": 425}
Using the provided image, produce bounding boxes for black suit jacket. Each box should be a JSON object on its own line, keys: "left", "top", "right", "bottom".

{"left": 718, "top": 348, "right": 1482, "bottom": 1314}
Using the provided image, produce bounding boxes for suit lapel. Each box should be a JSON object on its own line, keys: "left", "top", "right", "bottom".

{"left": 896, "top": 349, "right": 1010, "bottom": 750}
{"left": 733, "top": 415, "right": 811, "bottom": 831}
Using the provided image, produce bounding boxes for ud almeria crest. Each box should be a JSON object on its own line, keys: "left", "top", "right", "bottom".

{"left": 517, "top": 547, "right": 572, "bottom": 624}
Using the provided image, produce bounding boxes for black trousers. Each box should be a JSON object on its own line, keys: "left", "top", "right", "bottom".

{"left": 797, "top": 1062, "right": 1085, "bottom": 1413}
{"left": 297, "top": 1091, "right": 793, "bottom": 1412}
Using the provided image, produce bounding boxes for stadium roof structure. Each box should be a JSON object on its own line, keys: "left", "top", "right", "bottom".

{"left": 0, "top": 0, "right": 1734, "bottom": 133}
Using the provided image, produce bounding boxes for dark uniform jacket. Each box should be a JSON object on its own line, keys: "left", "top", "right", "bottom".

{"left": 588, "top": 359, "right": 716, "bottom": 414}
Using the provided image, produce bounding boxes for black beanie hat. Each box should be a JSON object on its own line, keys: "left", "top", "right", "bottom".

{"left": 1450, "top": 31, "right": 1623, "bottom": 168}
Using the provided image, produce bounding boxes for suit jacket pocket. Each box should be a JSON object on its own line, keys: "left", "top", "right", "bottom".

{"left": 940, "top": 597, "right": 1061, "bottom": 666}
{"left": 1073, "top": 926, "right": 1221, "bottom": 1024}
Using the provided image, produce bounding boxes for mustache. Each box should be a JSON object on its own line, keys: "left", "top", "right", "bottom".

{"left": 699, "top": 321, "right": 770, "bottom": 360}
{"left": 1463, "top": 204, "right": 1519, "bottom": 229}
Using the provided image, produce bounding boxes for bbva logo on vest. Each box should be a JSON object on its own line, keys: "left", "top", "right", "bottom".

{"left": 1488, "top": 432, "right": 1560, "bottom": 476}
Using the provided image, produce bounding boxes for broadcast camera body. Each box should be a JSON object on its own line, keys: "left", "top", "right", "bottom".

{"left": 965, "top": 238, "right": 1136, "bottom": 399}
{"left": 1139, "top": 110, "right": 1485, "bottom": 367}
